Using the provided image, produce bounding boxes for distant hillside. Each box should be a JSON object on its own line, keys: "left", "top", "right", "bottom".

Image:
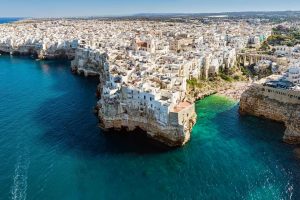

{"left": 132, "top": 11, "right": 300, "bottom": 18}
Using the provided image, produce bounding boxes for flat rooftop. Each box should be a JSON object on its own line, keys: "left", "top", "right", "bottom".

{"left": 171, "top": 101, "right": 193, "bottom": 113}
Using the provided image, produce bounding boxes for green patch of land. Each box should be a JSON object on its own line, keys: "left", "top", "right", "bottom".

{"left": 267, "top": 25, "right": 300, "bottom": 47}
{"left": 186, "top": 66, "right": 249, "bottom": 100}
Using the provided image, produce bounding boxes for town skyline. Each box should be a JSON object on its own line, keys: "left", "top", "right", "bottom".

{"left": 1, "top": 0, "right": 300, "bottom": 17}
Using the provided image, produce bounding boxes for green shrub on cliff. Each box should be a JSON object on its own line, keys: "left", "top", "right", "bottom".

{"left": 241, "top": 66, "right": 251, "bottom": 77}
{"left": 219, "top": 73, "right": 233, "bottom": 82}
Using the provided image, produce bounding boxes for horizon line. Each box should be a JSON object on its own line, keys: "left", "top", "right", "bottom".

{"left": 1, "top": 10, "right": 300, "bottom": 19}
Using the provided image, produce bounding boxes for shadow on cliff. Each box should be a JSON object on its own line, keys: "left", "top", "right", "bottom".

{"left": 33, "top": 62, "right": 171, "bottom": 156}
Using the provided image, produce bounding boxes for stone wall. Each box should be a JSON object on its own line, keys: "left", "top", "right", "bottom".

{"left": 170, "top": 103, "right": 195, "bottom": 126}
{"left": 255, "top": 84, "right": 300, "bottom": 104}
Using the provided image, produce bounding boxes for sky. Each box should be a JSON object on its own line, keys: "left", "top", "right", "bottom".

{"left": 0, "top": 0, "right": 300, "bottom": 17}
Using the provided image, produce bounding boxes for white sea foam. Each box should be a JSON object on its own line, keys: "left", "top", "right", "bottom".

{"left": 10, "top": 149, "right": 30, "bottom": 200}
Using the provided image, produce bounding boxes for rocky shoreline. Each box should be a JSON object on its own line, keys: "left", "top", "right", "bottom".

{"left": 240, "top": 86, "right": 300, "bottom": 144}
{"left": 217, "top": 82, "right": 252, "bottom": 101}
{"left": 4, "top": 51, "right": 298, "bottom": 147}
{"left": 0, "top": 49, "right": 75, "bottom": 60}
{"left": 4, "top": 49, "right": 250, "bottom": 147}
{"left": 187, "top": 81, "right": 251, "bottom": 102}
{"left": 98, "top": 114, "right": 196, "bottom": 147}
{"left": 0, "top": 19, "right": 274, "bottom": 148}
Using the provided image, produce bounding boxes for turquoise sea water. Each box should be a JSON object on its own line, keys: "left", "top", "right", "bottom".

{"left": 0, "top": 55, "right": 300, "bottom": 200}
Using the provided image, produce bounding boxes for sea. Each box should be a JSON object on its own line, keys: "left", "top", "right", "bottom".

{"left": 0, "top": 18, "right": 22, "bottom": 24}
{"left": 0, "top": 19, "right": 300, "bottom": 200}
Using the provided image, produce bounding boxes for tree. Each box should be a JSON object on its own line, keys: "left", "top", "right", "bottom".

{"left": 260, "top": 41, "right": 270, "bottom": 51}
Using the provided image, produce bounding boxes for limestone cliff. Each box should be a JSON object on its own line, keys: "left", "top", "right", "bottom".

{"left": 97, "top": 101, "right": 196, "bottom": 147}
{"left": 239, "top": 86, "right": 300, "bottom": 144}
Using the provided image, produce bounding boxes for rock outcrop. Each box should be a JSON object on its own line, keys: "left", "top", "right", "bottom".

{"left": 239, "top": 86, "right": 300, "bottom": 144}
{"left": 0, "top": 40, "right": 198, "bottom": 147}
{"left": 0, "top": 47, "right": 75, "bottom": 60}
{"left": 71, "top": 48, "right": 197, "bottom": 147}
{"left": 98, "top": 101, "right": 196, "bottom": 147}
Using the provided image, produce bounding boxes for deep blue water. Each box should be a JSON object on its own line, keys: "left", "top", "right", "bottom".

{"left": 0, "top": 55, "right": 300, "bottom": 200}
{"left": 0, "top": 18, "right": 21, "bottom": 24}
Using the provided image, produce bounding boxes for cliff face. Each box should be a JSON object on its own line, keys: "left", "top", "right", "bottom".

{"left": 0, "top": 45, "right": 75, "bottom": 60}
{"left": 239, "top": 86, "right": 300, "bottom": 144}
{"left": 97, "top": 101, "right": 196, "bottom": 147}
